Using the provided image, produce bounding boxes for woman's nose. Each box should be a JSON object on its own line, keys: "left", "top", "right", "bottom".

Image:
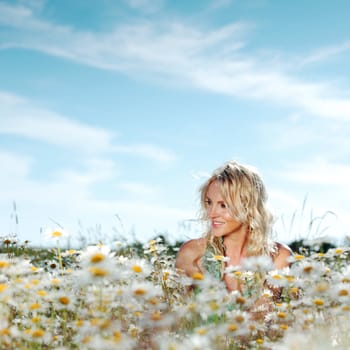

{"left": 208, "top": 205, "right": 218, "bottom": 218}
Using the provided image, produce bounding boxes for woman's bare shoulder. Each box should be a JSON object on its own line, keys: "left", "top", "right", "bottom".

{"left": 179, "top": 237, "right": 207, "bottom": 251}
{"left": 177, "top": 238, "right": 207, "bottom": 258}
{"left": 275, "top": 242, "right": 293, "bottom": 255}
{"left": 175, "top": 238, "right": 207, "bottom": 277}
{"left": 273, "top": 241, "right": 293, "bottom": 269}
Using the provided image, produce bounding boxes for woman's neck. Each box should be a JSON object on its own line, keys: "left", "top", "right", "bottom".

{"left": 223, "top": 226, "right": 249, "bottom": 265}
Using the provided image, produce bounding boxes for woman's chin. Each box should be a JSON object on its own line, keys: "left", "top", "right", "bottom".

{"left": 213, "top": 231, "right": 225, "bottom": 237}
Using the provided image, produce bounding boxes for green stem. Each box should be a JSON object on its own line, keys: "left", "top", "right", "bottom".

{"left": 57, "top": 240, "right": 63, "bottom": 270}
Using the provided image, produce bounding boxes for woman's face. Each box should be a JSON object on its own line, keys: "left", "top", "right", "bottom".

{"left": 205, "top": 180, "right": 244, "bottom": 238}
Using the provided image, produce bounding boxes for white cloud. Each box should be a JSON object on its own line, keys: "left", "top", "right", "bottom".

{"left": 299, "top": 41, "right": 350, "bottom": 66}
{"left": 281, "top": 158, "right": 350, "bottom": 188}
{"left": 0, "top": 148, "right": 190, "bottom": 246}
{"left": 0, "top": 88, "right": 182, "bottom": 245}
{"left": 0, "top": 91, "right": 176, "bottom": 162}
{"left": 258, "top": 113, "right": 350, "bottom": 157}
{"left": 4, "top": 2, "right": 350, "bottom": 121}
{"left": 58, "top": 158, "right": 119, "bottom": 186}
{"left": 0, "top": 92, "right": 115, "bottom": 154}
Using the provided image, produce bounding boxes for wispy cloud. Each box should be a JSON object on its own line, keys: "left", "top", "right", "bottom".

{"left": 281, "top": 158, "right": 350, "bottom": 189}
{"left": 299, "top": 41, "right": 350, "bottom": 66}
{"left": 0, "top": 91, "right": 176, "bottom": 162}
{"left": 259, "top": 113, "right": 350, "bottom": 156}
{"left": 3, "top": 2, "right": 350, "bottom": 121}
{"left": 0, "top": 92, "right": 115, "bottom": 155}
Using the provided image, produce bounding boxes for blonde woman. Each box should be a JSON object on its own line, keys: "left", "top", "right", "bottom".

{"left": 175, "top": 160, "right": 292, "bottom": 294}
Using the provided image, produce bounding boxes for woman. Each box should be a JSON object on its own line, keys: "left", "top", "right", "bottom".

{"left": 175, "top": 160, "right": 292, "bottom": 294}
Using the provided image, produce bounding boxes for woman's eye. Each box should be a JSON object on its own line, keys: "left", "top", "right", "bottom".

{"left": 220, "top": 203, "right": 227, "bottom": 209}
{"left": 204, "top": 199, "right": 211, "bottom": 206}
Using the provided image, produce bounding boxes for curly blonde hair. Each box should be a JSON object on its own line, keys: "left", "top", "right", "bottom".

{"left": 199, "top": 160, "right": 275, "bottom": 257}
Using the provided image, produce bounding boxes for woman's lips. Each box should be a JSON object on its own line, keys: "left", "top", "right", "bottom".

{"left": 212, "top": 221, "right": 224, "bottom": 228}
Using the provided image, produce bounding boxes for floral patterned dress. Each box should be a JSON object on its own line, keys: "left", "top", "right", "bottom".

{"left": 201, "top": 244, "right": 225, "bottom": 281}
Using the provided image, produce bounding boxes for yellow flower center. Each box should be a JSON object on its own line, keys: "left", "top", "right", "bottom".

{"left": 148, "top": 297, "right": 159, "bottom": 305}
{"left": 196, "top": 328, "right": 207, "bottom": 335}
{"left": 134, "top": 288, "right": 146, "bottom": 296}
{"left": 303, "top": 266, "right": 313, "bottom": 273}
{"left": 76, "top": 320, "right": 84, "bottom": 327}
{"left": 37, "top": 290, "right": 47, "bottom": 297}
{"left": 30, "top": 303, "right": 41, "bottom": 310}
{"left": 235, "top": 315, "right": 245, "bottom": 323}
{"left": 338, "top": 289, "right": 349, "bottom": 297}
{"left": 59, "top": 296, "right": 70, "bottom": 305}
{"left": 99, "top": 320, "right": 111, "bottom": 330}
{"left": 150, "top": 311, "right": 162, "bottom": 321}
{"left": 228, "top": 324, "right": 238, "bottom": 332}
{"left": 192, "top": 272, "right": 204, "bottom": 280}
{"left": 89, "top": 267, "right": 109, "bottom": 277}
{"left": 82, "top": 336, "right": 91, "bottom": 344}
{"left": 236, "top": 296, "right": 246, "bottom": 305}
{"left": 90, "top": 253, "right": 106, "bottom": 263}
{"left": 132, "top": 265, "right": 143, "bottom": 273}
{"left": 0, "top": 328, "right": 10, "bottom": 336}
{"left": 273, "top": 274, "right": 283, "bottom": 280}
{"left": 188, "top": 303, "right": 196, "bottom": 311}
{"left": 32, "top": 329, "right": 45, "bottom": 338}
{"left": 0, "top": 261, "right": 10, "bottom": 268}
{"left": 113, "top": 331, "right": 122, "bottom": 343}
{"left": 285, "top": 275, "right": 295, "bottom": 282}
{"left": 313, "top": 298, "right": 324, "bottom": 306}
{"left": 52, "top": 230, "right": 63, "bottom": 238}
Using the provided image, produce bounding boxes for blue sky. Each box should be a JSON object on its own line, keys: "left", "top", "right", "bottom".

{"left": 1, "top": 0, "right": 349, "bottom": 247}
